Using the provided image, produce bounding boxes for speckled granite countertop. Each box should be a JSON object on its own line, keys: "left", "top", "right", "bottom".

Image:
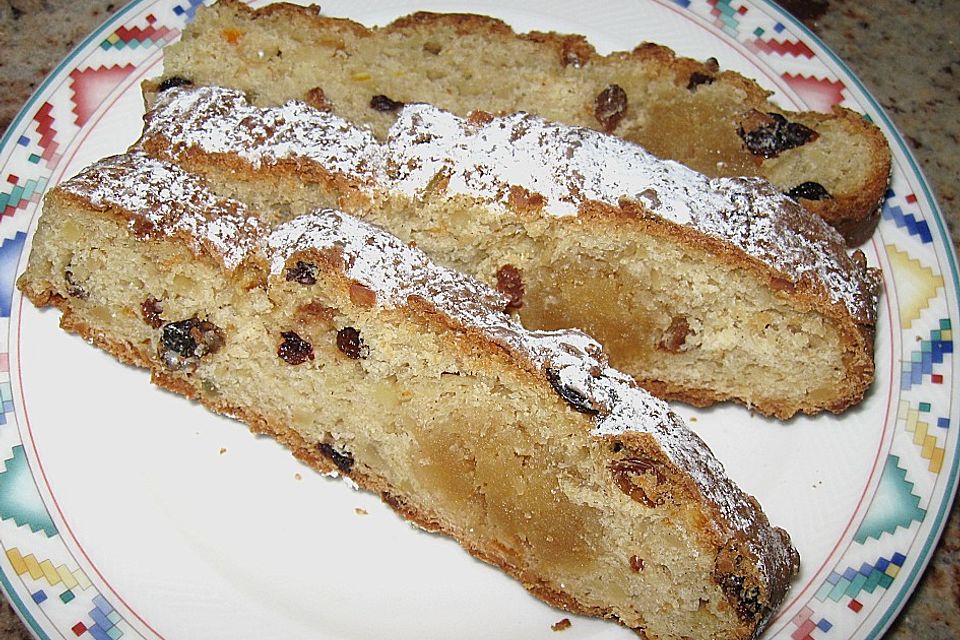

{"left": 0, "top": 0, "right": 957, "bottom": 637}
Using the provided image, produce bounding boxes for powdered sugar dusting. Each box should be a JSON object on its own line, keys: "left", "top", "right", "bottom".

{"left": 142, "top": 86, "right": 382, "bottom": 185}
{"left": 141, "top": 86, "right": 878, "bottom": 323}
{"left": 54, "top": 153, "right": 796, "bottom": 611}
{"left": 387, "top": 105, "right": 878, "bottom": 323}
{"left": 58, "top": 153, "right": 262, "bottom": 270}
{"left": 262, "top": 208, "right": 797, "bottom": 591}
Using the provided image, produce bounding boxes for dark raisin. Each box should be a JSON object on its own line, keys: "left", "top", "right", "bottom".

{"left": 63, "top": 270, "right": 88, "bottom": 299}
{"left": 716, "top": 572, "right": 763, "bottom": 621}
{"left": 629, "top": 555, "right": 645, "bottom": 572}
{"left": 546, "top": 367, "right": 598, "bottom": 415}
{"left": 495, "top": 264, "right": 525, "bottom": 311}
{"left": 318, "top": 442, "right": 355, "bottom": 473}
{"left": 285, "top": 260, "right": 318, "bottom": 285}
{"left": 687, "top": 71, "right": 715, "bottom": 91}
{"left": 159, "top": 318, "right": 225, "bottom": 370}
{"left": 738, "top": 112, "right": 819, "bottom": 158}
{"left": 336, "top": 327, "right": 369, "bottom": 359}
{"left": 141, "top": 297, "right": 164, "bottom": 328}
{"left": 278, "top": 331, "right": 314, "bottom": 365}
{"left": 594, "top": 84, "right": 628, "bottom": 133}
{"left": 785, "top": 181, "right": 832, "bottom": 201}
{"left": 157, "top": 76, "right": 193, "bottom": 92}
{"left": 370, "top": 94, "right": 404, "bottom": 112}
{"left": 704, "top": 57, "right": 720, "bottom": 73}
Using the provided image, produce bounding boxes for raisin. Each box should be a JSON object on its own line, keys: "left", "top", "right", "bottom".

{"left": 370, "top": 94, "right": 404, "bottom": 112}
{"left": 285, "top": 260, "right": 318, "bottom": 285}
{"left": 318, "top": 442, "right": 355, "bottom": 473}
{"left": 658, "top": 316, "right": 692, "bottom": 352}
{"left": 336, "top": 327, "right": 368, "bottom": 359}
{"left": 159, "top": 318, "right": 225, "bottom": 370}
{"left": 63, "top": 270, "right": 88, "bottom": 299}
{"left": 629, "top": 555, "right": 646, "bottom": 572}
{"left": 546, "top": 367, "right": 598, "bottom": 415}
{"left": 278, "top": 331, "right": 314, "bottom": 365}
{"left": 141, "top": 297, "right": 164, "bottom": 329}
{"left": 495, "top": 264, "right": 525, "bottom": 311}
{"left": 610, "top": 457, "right": 667, "bottom": 507}
{"left": 738, "top": 112, "right": 819, "bottom": 158}
{"left": 785, "top": 181, "right": 831, "bottom": 201}
{"left": 157, "top": 76, "right": 193, "bottom": 92}
{"left": 687, "top": 71, "right": 715, "bottom": 91}
{"left": 304, "top": 86, "right": 334, "bottom": 112}
{"left": 716, "top": 572, "right": 763, "bottom": 621}
{"left": 594, "top": 84, "right": 628, "bottom": 133}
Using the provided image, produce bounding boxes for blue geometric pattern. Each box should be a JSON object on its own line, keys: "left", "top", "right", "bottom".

{"left": 172, "top": 0, "right": 206, "bottom": 22}
{"left": 86, "top": 594, "right": 124, "bottom": 640}
{"left": 815, "top": 553, "right": 907, "bottom": 602}
{"left": 900, "top": 319, "right": 953, "bottom": 390}
{"left": 882, "top": 193, "right": 933, "bottom": 243}
{"left": 0, "top": 231, "right": 28, "bottom": 318}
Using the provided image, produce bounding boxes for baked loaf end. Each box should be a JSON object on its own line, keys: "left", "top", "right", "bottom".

{"left": 19, "top": 153, "right": 799, "bottom": 639}
{"left": 153, "top": 0, "right": 891, "bottom": 244}
{"left": 137, "top": 85, "right": 881, "bottom": 419}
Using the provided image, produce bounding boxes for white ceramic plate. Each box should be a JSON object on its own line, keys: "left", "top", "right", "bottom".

{"left": 0, "top": 1, "right": 956, "bottom": 638}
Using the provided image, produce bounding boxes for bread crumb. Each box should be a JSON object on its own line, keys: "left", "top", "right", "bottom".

{"left": 355, "top": 507, "right": 368, "bottom": 516}
{"left": 689, "top": 416, "right": 698, "bottom": 423}
{"left": 551, "top": 618, "right": 572, "bottom": 632}
{"left": 294, "top": 473, "right": 302, "bottom": 480}
{"left": 219, "top": 447, "right": 227, "bottom": 454}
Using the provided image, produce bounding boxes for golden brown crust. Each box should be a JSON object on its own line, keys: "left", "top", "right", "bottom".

{"left": 183, "top": 0, "right": 891, "bottom": 245}
{"left": 18, "top": 154, "right": 801, "bottom": 637}
{"left": 19, "top": 279, "right": 744, "bottom": 637}
{"left": 134, "top": 85, "right": 879, "bottom": 418}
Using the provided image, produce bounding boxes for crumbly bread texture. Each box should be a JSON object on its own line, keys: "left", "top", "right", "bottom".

{"left": 18, "top": 153, "right": 799, "bottom": 640}
{"left": 136, "top": 85, "right": 881, "bottom": 419}
{"left": 153, "top": 0, "right": 891, "bottom": 244}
